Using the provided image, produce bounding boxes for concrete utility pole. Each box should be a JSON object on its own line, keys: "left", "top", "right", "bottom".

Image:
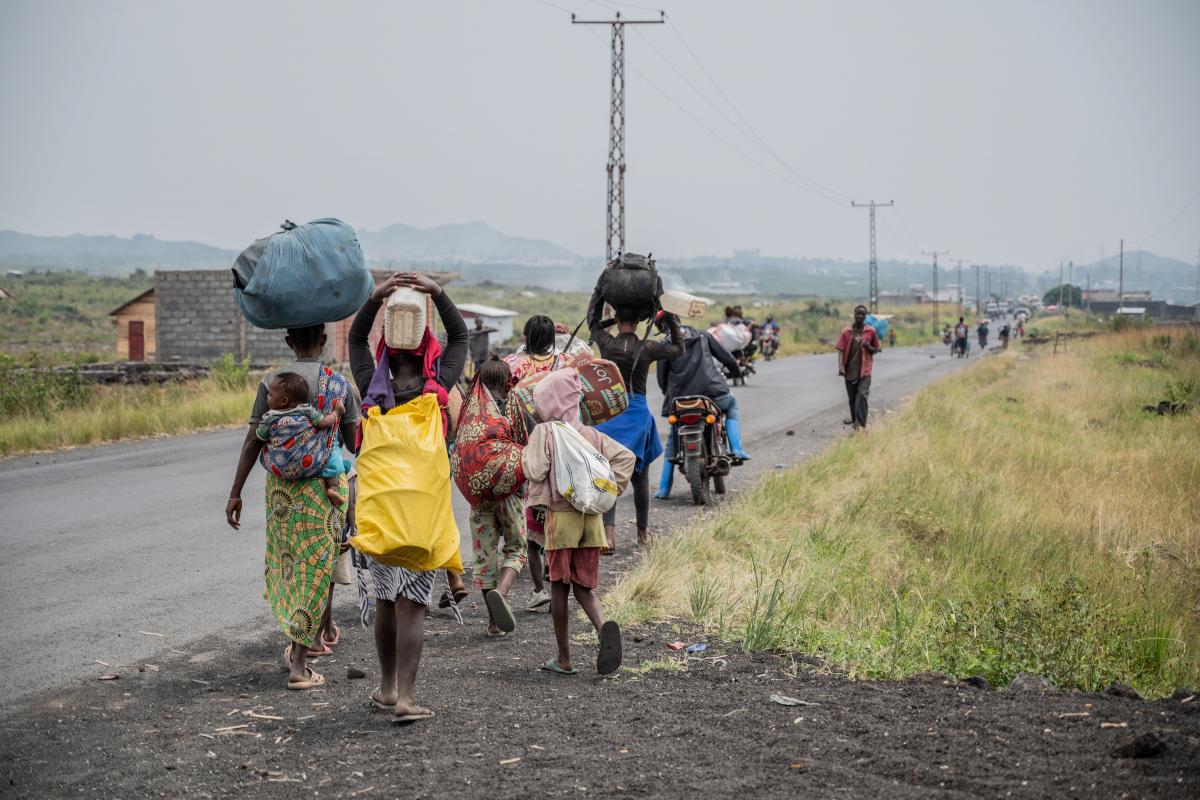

{"left": 1067, "top": 261, "right": 1073, "bottom": 317}
{"left": 974, "top": 264, "right": 982, "bottom": 316}
{"left": 573, "top": 10, "right": 664, "bottom": 263}
{"left": 955, "top": 258, "right": 967, "bottom": 314}
{"left": 1119, "top": 238, "right": 1125, "bottom": 309}
{"left": 923, "top": 249, "right": 948, "bottom": 332}
{"left": 1086, "top": 272, "right": 1091, "bottom": 313}
{"left": 851, "top": 200, "right": 894, "bottom": 312}
{"left": 1058, "top": 261, "right": 1065, "bottom": 312}
{"left": 1194, "top": 243, "right": 1199, "bottom": 304}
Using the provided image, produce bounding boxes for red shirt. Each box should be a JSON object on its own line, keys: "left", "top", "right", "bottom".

{"left": 835, "top": 325, "right": 881, "bottom": 379}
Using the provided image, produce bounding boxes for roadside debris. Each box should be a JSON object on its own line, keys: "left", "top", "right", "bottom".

{"left": 498, "top": 757, "right": 521, "bottom": 765}
{"left": 138, "top": 631, "right": 165, "bottom": 638}
{"left": 665, "top": 641, "right": 688, "bottom": 651}
{"left": 770, "top": 693, "right": 820, "bottom": 707}
{"left": 1100, "top": 722, "right": 1129, "bottom": 729}
{"left": 97, "top": 673, "right": 120, "bottom": 681}
{"left": 686, "top": 643, "right": 707, "bottom": 654}
{"left": 347, "top": 667, "right": 366, "bottom": 679}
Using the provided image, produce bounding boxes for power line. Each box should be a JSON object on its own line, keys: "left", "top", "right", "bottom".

{"left": 851, "top": 200, "right": 894, "bottom": 311}
{"left": 664, "top": 16, "right": 854, "bottom": 204}
{"left": 1135, "top": 186, "right": 1200, "bottom": 245}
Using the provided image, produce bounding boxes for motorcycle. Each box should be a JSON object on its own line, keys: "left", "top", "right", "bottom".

{"left": 759, "top": 328, "right": 779, "bottom": 361}
{"left": 666, "top": 395, "right": 741, "bottom": 505}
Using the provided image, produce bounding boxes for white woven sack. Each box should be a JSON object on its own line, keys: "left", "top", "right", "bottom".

{"left": 548, "top": 421, "right": 619, "bottom": 515}
{"left": 709, "top": 322, "right": 752, "bottom": 352}
{"left": 383, "top": 287, "right": 428, "bottom": 350}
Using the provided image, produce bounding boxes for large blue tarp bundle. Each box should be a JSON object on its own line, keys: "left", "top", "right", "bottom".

{"left": 232, "top": 218, "right": 373, "bottom": 329}
{"left": 865, "top": 313, "right": 890, "bottom": 340}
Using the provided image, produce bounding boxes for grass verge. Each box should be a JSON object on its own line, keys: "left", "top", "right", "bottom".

{"left": 608, "top": 327, "right": 1200, "bottom": 697}
{"left": 0, "top": 378, "right": 256, "bottom": 457}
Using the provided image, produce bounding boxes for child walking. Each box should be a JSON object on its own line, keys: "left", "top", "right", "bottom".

{"left": 454, "top": 356, "right": 529, "bottom": 635}
{"left": 521, "top": 368, "right": 635, "bottom": 675}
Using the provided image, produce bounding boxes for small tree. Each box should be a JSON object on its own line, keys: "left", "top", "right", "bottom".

{"left": 1043, "top": 284, "right": 1082, "bottom": 308}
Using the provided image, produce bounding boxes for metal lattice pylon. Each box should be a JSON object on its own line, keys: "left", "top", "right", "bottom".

{"left": 606, "top": 21, "right": 626, "bottom": 263}
{"left": 574, "top": 11, "right": 663, "bottom": 263}
{"left": 851, "top": 200, "right": 893, "bottom": 312}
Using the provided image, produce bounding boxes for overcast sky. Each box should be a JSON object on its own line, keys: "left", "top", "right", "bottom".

{"left": 1, "top": 0, "right": 1198, "bottom": 270}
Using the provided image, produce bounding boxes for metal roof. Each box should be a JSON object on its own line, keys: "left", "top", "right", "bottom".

{"left": 457, "top": 303, "right": 519, "bottom": 317}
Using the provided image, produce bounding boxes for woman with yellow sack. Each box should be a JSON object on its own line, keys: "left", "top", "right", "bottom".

{"left": 347, "top": 272, "right": 467, "bottom": 724}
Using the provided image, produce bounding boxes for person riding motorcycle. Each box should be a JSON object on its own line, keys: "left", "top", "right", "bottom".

{"left": 654, "top": 322, "right": 751, "bottom": 499}
{"left": 759, "top": 315, "right": 780, "bottom": 359}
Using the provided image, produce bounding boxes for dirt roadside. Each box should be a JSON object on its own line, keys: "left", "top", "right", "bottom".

{"left": 2, "top": 354, "right": 1197, "bottom": 799}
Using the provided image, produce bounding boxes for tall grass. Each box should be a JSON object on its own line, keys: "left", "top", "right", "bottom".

{"left": 0, "top": 377, "right": 256, "bottom": 456}
{"left": 608, "top": 328, "right": 1200, "bottom": 696}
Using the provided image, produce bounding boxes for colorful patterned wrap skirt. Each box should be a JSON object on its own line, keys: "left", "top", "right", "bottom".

{"left": 263, "top": 473, "right": 347, "bottom": 647}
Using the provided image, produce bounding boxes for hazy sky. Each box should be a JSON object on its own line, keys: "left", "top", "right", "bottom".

{"left": 2, "top": 0, "right": 1198, "bottom": 269}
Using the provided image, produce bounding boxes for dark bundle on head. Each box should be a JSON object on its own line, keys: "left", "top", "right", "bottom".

{"left": 271, "top": 372, "right": 310, "bottom": 405}
{"left": 524, "top": 315, "right": 556, "bottom": 356}
{"left": 724, "top": 306, "right": 735, "bottom": 318}
{"left": 478, "top": 355, "right": 512, "bottom": 402}
{"left": 286, "top": 323, "right": 325, "bottom": 351}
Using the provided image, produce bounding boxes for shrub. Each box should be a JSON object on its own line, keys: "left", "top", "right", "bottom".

{"left": 212, "top": 353, "right": 251, "bottom": 391}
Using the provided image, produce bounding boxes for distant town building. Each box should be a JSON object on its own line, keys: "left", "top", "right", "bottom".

{"left": 457, "top": 303, "right": 518, "bottom": 347}
{"left": 1083, "top": 290, "right": 1152, "bottom": 303}
{"left": 108, "top": 269, "right": 456, "bottom": 364}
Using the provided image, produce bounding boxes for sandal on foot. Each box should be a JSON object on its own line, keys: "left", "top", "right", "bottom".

{"left": 287, "top": 666, "right": 325, "bottom": 690}
{"left": 392, "top": 709, "right": 435, "bottom": 725}
{"left": 597, "top": 620, "right": 622, "bottom": 675}
{"left": 370, "top": 687, "right": 395, "bottom": 712}
{"left": 438, "top": 589, "right": 470, "bottom": 609}
{"left": 539, "top": 659, "right": 578, "bottom": 675}
{"left": 484, "top": 590, "right": 515, "bottom": 633}
{"left": 307, "top": 640, "right": 333, "bottom": 658}
{"left": 321, "top": 623, "right": 341, "bottom": 648}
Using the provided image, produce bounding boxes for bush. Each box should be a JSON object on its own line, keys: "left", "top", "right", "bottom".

{"left": 0, "top": 354, "right": 94, "bottom": 417}
{"left": 212, "top": 353, "right": 251, "bottom": 391}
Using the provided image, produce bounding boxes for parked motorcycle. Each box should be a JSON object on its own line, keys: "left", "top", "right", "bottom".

{"left": 666, "top": 395, "right": 741, "bottom": 505}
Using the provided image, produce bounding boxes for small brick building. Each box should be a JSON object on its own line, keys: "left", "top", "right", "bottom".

{"left": 110, "top": 269, "right": 455, "bottom": 365}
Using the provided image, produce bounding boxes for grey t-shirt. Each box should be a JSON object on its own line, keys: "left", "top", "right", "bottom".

{"left": 249, "top": 359, "right": 361, "bottom": 426}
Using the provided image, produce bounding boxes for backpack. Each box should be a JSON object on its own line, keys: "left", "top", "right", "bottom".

{"left": 548, "top": 421, "right": 619, "bottom": 515}
{"left": 596, "top": 252, "right": 663, "bottom": 322}
{"left": 259, "top": 366, "right": 349, "bottom": 480}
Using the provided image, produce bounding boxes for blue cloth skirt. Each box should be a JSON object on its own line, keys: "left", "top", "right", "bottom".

{"left": 595, "top": 392, "right": 662, "bottom": 474}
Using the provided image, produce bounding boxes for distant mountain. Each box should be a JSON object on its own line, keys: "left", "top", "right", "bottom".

{"left": 1035, "top": 251, "right": 1199, "bottom": 304}
{"left": 0, "top": 230, "right": 235, "bottom": 273}
{"left": 358, "top": 221, "right": 578, "bottom": 262}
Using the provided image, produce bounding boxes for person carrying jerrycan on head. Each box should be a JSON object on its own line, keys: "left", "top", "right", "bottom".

{"left": 521, "top": 368, "right": 635, "bottom": 676}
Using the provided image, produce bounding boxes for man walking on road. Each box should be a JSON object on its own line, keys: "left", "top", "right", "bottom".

{"left": 836, "top": 305, "right": 881, "bottom": 431}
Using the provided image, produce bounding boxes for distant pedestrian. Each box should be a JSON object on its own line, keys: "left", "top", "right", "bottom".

{"left": 468, "top": 316, "right": 495, "bottom": 375}
{"left": 1000, "top": 323, "right": 1011, "bottom": 350}
{"left": 887, "top": 327, "right": 896, "bottom": 348}
{"left": 836, "top": 305, "right": 881, "bottom": 431}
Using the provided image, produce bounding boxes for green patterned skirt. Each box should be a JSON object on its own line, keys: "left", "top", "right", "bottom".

{"left": 263, "top": 473, "right": 347, "bottom": 647}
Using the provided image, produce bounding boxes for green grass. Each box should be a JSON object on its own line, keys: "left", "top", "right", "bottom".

{"left": 608, "top": 327, "right": 1200, "bottom": 696}
{"left": 0, "top": 270, "right": 153, "bottom": 364}
{"left": 0, "top": 377, "right": 257, "bottom": 456}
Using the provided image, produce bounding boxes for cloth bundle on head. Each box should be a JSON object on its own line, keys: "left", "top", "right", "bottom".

{"left": 360, "top": 329, "right": 448, "bottom": 447}
{"left": 531, "top": 368, "right": 584, "bottom": 432}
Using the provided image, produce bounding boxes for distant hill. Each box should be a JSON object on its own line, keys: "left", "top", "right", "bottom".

{"left": 0, "top": 230, "right": 235, "bottom": 273}
{"left": 358, "top": 221, "right": 578, "bottom": 262}
{"left": 1035, "top": 251, "right": 1199, "bottom": 304}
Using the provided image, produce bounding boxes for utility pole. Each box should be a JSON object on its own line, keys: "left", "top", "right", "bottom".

{"left": 974, "top": 264, "right": 982, "bottom": 316}
{"left": 1118, "top": 238, "right": 1125, "bottom": 310}
{"left": 573, "top": 10, "right": 664, "bottom": 263}
{"left": 923, "top": 250, "right": 948, "bottom": 333}
{"left": 955, "top": 258, "right": 967, "bottom": 314}
{"left": 1194, "top": 243, "right": 1199, "bottom": 305}
{"left": 1070, "top": 257, "right": 1080, "bottom": 316}
{"left": 1058, "top": 261, "right": 1064, "bottom": 313}
{"left": 1086, "top": 272, "right": 1091, "bottom": 314}
{"left": 851, "top": 200, "right": 894, "bottom": 312}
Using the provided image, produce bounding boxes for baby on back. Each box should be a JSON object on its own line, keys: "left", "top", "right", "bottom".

{"left": 256, "top": 372, "right": 347, "bottom": 503}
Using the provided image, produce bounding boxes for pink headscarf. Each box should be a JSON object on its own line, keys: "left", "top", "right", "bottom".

{"left": 531, "top": 368, "right": 583, "bottom": 432}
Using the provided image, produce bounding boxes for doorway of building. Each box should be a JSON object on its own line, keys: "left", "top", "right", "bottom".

{"left": 129, "top": 320, "right": 145, "bottom": 362}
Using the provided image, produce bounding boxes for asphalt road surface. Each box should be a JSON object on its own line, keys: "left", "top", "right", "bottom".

{"left": 0, "top": 343, "right": 966, "bottom": 704}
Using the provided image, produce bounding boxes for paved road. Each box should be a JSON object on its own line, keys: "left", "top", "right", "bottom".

{"left": 0, "top": 343, "right": 966, "bottom": 703}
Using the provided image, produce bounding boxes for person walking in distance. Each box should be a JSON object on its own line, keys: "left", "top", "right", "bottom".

{"left": 836, "top": 305, "right": 881, "bottom": 431}
{"left": 468, "top": 316, "right": 495, "bottom": 376}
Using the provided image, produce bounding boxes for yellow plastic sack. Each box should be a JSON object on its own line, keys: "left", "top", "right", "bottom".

{"left": 352, "top": 394, "right": 463, "bottom": 573}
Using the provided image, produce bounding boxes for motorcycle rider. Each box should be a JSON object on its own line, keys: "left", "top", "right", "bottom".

{"left": 977, "top": 318, "right": 989, "bottom": 350}
{"left": 654, "top": 322, "right": 750, "bottom": 499}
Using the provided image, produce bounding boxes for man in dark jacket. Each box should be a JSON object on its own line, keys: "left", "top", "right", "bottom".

{"left": 655, "top": 325, "right": 749, "bottom": 498}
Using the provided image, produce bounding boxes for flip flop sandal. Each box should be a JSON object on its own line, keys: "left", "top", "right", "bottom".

{"left": 484, "top": 590, "right": 516, "bottom": 633}
{"left": 539, "top": 659, "right": 578, "bottom": 675}
{"left": 307, "top": 640, "right": 333, "bottom": 658}
{"left": 596, "top": 620, "right": 622, "bottom": 675}
{"left": 370, "top": 687, "right": 395, "bottom": 712}
{"left": 321, "top": 623, "right": 342, "bottom": 648}
{"left": 392, "top": 709, "right": 436, "bottom": 725}
{"left": 438, "top": 589, "right": 471, "bottom": 609}
{"left": 286, "top": 666, "right": 325, "bottom": 691}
